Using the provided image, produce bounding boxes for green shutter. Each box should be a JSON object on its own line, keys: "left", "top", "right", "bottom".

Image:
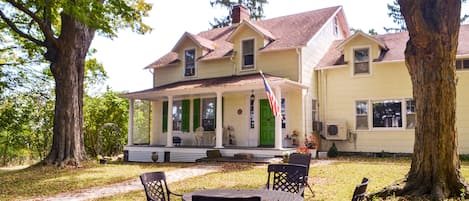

{"left": 193, "top": 99, "right": 200, "bottom": 131}
{"left": 162, "top": 101, "right": 168, "bottom": 132}
{"left": 182, "top": 99, "right": 190, "bottom": 132}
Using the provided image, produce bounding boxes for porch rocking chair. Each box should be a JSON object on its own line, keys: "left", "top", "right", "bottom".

{"left": 140, "top": 171, "right": 182, "bottom": 201}
{"left": 265, "top": 164, "right": 308, "bottom": 196}
{"left": 194, "top": 126, "right": 204, "bottom": 146}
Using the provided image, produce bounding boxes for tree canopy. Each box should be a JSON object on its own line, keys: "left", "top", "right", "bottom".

{"left": 0, "top": 0, "right": 152, "bottom": 166}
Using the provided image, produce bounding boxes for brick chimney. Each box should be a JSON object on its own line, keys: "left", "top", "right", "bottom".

{"left": 232, "top": 5, "right": 250, "bottom": 24}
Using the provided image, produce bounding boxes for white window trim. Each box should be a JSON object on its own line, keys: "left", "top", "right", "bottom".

{"left": 240, "top": 37, "right": 256, "bottom": 72}
{"left": 351, "top": 45, "right": 372, "bottom": 77}
{"left": 456, "top": 58, "right": 469, "bottom": 72}
{"left": 183, "top": 47, "right": 197, "bottom": 78}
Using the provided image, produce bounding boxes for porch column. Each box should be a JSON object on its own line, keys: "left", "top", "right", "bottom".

{"left": 215, "top": 91, "right": 223, "bottom": 148}
{"left": 166, "top": 96, "right": 174, "bottom": 147}
{"left": 275, "top": 87, "right": 283, "bottom": 149}
{"left": 127, "top": 98, "right": 134, "bottom": 145}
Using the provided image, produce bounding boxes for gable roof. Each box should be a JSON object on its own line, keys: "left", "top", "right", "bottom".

{"left": 172, "top": 32, "right": 215, "bottom": 52}
{"left": 318, "top": 24, "right": 469, "bottom": 68}
{"left": 147, "top": 6, "right": 345, "bottom": 69}
{"left": 336, "top": 30, "right": 387, "bottom": 50}
{"left": 226, "top": 20, "right": 276, "bottom": 42}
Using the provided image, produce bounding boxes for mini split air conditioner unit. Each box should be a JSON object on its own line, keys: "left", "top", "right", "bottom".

{"left": 325, "top": 120, "right": 347, "bottom": 140}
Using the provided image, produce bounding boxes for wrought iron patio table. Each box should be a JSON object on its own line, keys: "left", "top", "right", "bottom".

{"left": 182, "top": 189, "right": 303, "bottom": 201}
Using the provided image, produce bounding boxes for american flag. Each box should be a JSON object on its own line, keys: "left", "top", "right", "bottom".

{"left": 260, "top": 71, "right": 280, "bottom": 117}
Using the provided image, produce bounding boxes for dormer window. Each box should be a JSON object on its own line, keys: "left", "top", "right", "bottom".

{"left": 184, "top": 49, "right": 195, "bottom": 77}
{"left": 353, "top": 48, "right": 370, "bottom": 75}
{"left": 242, "top": 39, "right": 255, "bottom": 70}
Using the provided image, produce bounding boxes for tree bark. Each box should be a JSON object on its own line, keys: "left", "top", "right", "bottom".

{"left": 44, "top": 13, "right": 95, "bottom": 167}
{"left": 397, "top": 0, "right": 467, "bottom": 200}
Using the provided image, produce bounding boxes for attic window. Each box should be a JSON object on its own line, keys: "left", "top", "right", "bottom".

{"left": 184, "top": 49, "right": 195, "bottom": 77}
{"left": 353, "top": 48, "right": 370, "bottom": 75}
{"left": 242, "top": 39, "right": 255, "bottom": 70}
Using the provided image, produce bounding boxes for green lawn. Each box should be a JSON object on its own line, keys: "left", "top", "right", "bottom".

{"left": 0, "top": 161, "right": 191, "bottom": 201}
{"left": 96, "top": 158, "right": 469, "bottom": 201}
{"left": 3, "top": 158, "right": 469, "bottom": 201}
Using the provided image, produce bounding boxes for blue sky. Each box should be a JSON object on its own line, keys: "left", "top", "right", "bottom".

{"left": 89, "top": 0, "right": 451, "bottom": 92}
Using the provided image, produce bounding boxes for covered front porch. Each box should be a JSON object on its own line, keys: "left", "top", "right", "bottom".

{"left": 122, "top": 74, "right": 308, "bottom": 162}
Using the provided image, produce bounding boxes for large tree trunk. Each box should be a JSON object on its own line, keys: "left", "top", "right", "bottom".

{"left": 374, "top": 1, "right": 468, "bottom": 200}
{"left": 44, "top": 14, "right": 95, "bottom": 167}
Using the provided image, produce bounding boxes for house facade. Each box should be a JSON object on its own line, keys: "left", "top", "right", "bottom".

{"left": 122, "top": 5, "right": 469, "bottom": 162}
{"left": 317, "top": 26, "right": 469, "bottom": 154}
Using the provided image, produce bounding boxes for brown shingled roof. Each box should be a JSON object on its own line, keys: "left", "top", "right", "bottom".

{"left": 318, "top": 24, "right": 469, "bottom": 68}
{"left": 148, "top": 6, "right": 343, "bottom": 68}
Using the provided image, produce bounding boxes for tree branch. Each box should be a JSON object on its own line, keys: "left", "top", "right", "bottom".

{"left": 4, "top": 0, "right": 57, "bottom": 47}
{"left": 0, "top": 10, "right": 45, "bottom": 47}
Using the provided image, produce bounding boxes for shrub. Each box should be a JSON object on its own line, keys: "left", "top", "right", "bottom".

{"left": 327, "top": 143, "right": 339, "bottom": 157}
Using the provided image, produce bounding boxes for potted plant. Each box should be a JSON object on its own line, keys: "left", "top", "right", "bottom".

{"left": 291, "top": 130, "right": 299, "bottom": 146}
{"left": 304, "top": 133, "right": 318, "bottom": 158}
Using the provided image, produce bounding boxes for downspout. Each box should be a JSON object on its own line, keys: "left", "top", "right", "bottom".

{"left": 321, "top": 69, "right": 327, "bottom": 133}
{"left": 230, "top": 51, "right": 237, "bottom": 76}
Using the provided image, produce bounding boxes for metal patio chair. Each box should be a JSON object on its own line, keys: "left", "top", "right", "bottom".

{"left": 351, "top": 177, "right": 369, "bottom": 201}
{"left": 288, "top": 152, "right": 314, "bottom": 196}
{"left": 140, "top": 171, "right": 182, "bottom": 201}
{"left": 265, "top": 164, "right": 308, "bottom": 196}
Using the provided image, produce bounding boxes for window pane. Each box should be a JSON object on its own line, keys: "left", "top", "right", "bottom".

{"left": 354, "top": 49, "right": 369, "bottom": 63}
{"left": 456, "top": 59, "right": 462, "bottom": 70}
{"left": 185, "top": 49, "right": 195, "bottom": 76}
{"left": 354, "top": 62, "right": 369, "bottom": 74}
{"left": 356, "top": 101, "right": 368, "bottom": 115}
{"left": 243, "top": 55, "right": 254, "bottom": 67}
{"left": 242, "top": 40, "right": 254, "bottom": 54}
{"left": 281, "top": 98, "right": 286, "bottom": 128}
{"left": 372, "top": 100, "right": 402, "bottom": 128}
{"left": 407, "top": 113, "right": 416, "bottom": 129}
{"left": 172, "top": 101, "right": 182, "bottom": 131}
{"left": 464, "top": 59, "right": 469, "bottom": 69}
{"left": 356, "top": 116, "right": 368, "bottom": 130}
{"left": 202, "top": 98, "right": 216, "bottom": 131}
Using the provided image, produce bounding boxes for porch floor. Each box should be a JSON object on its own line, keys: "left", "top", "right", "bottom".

{"left": 125, "top": 145, "right": 296, "bottom": 163}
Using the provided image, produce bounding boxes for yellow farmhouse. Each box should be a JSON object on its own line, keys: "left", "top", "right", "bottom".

{"left": 122, "top": 5, "right": 469, "bottom": 162}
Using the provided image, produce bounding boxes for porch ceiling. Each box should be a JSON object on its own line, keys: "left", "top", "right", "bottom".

{"left": 121, "top": 73, "right": 308, "bottom": 100}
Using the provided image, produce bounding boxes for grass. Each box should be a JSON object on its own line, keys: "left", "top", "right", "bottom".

{"left": 4, "top": 158, "right": 469, "bottom": 201}
{"left": 0, "top": 160, "right": 191, "bottom": 201}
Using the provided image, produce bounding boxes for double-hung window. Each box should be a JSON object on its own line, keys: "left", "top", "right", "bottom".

{"left": 172, "top": 101, "right": 182, "bottom": 131}
{"left": 184, "top": 49, "right": 195, "bottom": 77}
{"left": 456, "top": 59, "right": 469, "bottom": 70}
{"left": 202, "top": 98, "right": 216, "bottom": 131}
{"left": 406, "top": 99, "right": 416, "bottom": 129}
{"left": 242, "top": 39, "right": 255, "bottom": 70}
{"left": 353, "top": 48, "right": 370, "bottom": 75}
{"left": 355, "top": 100, "right": 369, "bottom": 130}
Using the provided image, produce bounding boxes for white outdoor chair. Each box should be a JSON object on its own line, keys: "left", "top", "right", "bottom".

{"left": 194, "top": 126, "right": 204, "bottom": 146}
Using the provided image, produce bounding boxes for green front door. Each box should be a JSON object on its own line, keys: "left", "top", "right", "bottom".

{"left": 259, "top": 99, "right": 275, "bottom": 147}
